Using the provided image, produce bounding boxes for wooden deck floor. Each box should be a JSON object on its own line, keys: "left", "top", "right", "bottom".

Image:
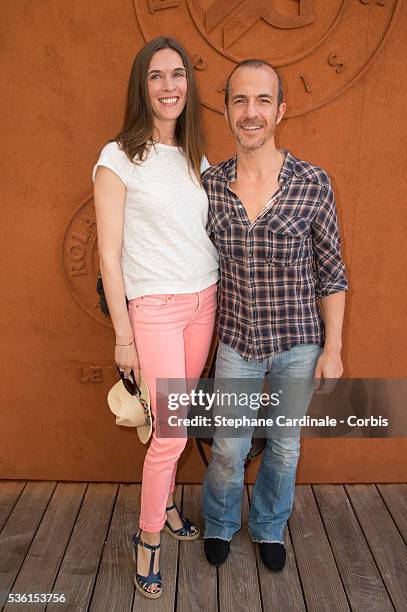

{"left": 0, "top": 482, "right": 406, "bottom": 611}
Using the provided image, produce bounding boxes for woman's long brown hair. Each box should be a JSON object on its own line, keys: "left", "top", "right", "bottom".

{"left": 111, "top": 37, "right": 205, "bottom": 183}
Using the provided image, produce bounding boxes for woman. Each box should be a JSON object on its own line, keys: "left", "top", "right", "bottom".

{"left": 93, "top": 37, "right": 218, "bottom": 599}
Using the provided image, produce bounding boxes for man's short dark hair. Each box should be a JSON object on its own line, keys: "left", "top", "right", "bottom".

{"left": 224, "top": 59, "right": 283, "bottom": 108}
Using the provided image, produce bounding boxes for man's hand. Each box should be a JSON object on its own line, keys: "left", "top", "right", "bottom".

{"left": 314, "top": 348, "right": 343, "bottom": 393}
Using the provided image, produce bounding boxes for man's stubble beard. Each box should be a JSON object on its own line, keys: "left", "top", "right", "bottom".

{"left": 227, "top": 111, "right": 277, "bottom": 152}
{"left": 236, "top": 129, "right": 268, "bottom": 151}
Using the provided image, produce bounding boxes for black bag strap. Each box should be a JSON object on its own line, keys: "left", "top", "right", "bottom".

{"left": 195, "top": 438, "right": 210, "bottom": 468}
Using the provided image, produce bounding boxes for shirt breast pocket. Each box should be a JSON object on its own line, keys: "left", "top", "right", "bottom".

{"left": 267, "top": 214, "right": 309, "bottom": 266}
{"left": 212, "top": 211, "right": 234, "bottom": 258}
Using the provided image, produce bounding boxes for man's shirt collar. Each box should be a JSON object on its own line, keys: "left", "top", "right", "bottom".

{"left": 220, "top": 149, "right": 316, "bottom": 185}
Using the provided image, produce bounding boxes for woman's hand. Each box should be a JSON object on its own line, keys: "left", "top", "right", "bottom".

{"left": 115, "top": 341, "right": 140, "bottom": 384}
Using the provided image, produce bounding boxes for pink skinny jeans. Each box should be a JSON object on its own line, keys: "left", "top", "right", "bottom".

{"left": 128, "top": 282, "right": 217, "bottom": 532}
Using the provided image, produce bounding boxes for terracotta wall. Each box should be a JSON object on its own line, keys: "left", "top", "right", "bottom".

{"left": 1, "top": 0, "right": 406, "bottom": 482}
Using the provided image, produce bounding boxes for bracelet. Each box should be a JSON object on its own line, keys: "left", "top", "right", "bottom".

{"left": 115, "top": 339, "right": 135, "bottom": 347}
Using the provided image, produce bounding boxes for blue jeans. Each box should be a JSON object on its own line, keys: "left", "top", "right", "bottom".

{"left": 202, "top": 341, "right": 322, "bottom": 543}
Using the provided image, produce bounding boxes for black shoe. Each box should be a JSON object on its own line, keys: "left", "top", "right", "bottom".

{"left": 204, "top": 538, "right": 230, "bottom": 566}
{"left": 259, "top": 542, "right": 286, "bottom": 571}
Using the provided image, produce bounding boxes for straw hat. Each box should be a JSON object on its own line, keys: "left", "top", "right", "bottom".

{"left": 107, "top": 371, "right": 152, "bottom": 444}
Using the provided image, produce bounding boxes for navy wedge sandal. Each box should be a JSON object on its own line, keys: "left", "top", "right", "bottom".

{"left": 132, "top": 531, "right": 162, "bottom": 599}
{"left": 163, "top": 502, "right": 200, "bottom": 540}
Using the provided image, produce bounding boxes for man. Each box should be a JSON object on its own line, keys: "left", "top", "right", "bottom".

{"left": 201, "top": 60, "right": 348, "bottom": 570}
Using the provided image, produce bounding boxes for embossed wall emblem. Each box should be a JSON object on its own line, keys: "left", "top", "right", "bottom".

{"left": 62, "top": 197, "right": 112, "bottom": 328}
{"left": 135, "top": 0, "right": 400, "bottom": 117}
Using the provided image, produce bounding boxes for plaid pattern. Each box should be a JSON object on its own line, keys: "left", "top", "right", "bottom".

{"left": 202, "top": 150, "right": 348, "bottom": 361}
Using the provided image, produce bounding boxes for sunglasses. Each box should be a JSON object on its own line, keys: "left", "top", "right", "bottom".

{"left": 116, "top": 367, "right": 142, "bottom": 397}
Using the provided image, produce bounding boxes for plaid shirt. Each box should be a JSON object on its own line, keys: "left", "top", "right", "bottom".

{"left": 202, "top": 150, "right": 348, "bottom": 361}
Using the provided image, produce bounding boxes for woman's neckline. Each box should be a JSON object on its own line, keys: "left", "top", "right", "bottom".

{"left": 150, "top": 140, "right": 181, "bottom": 151}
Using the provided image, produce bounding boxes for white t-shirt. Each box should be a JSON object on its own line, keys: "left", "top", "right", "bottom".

{"left": 92, "top": 141, "right": 219, "bottom": 300}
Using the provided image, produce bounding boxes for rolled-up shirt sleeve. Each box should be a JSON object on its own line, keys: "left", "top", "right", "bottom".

{"left": 312, "top": 177, "right": 348, "bottom": 298}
